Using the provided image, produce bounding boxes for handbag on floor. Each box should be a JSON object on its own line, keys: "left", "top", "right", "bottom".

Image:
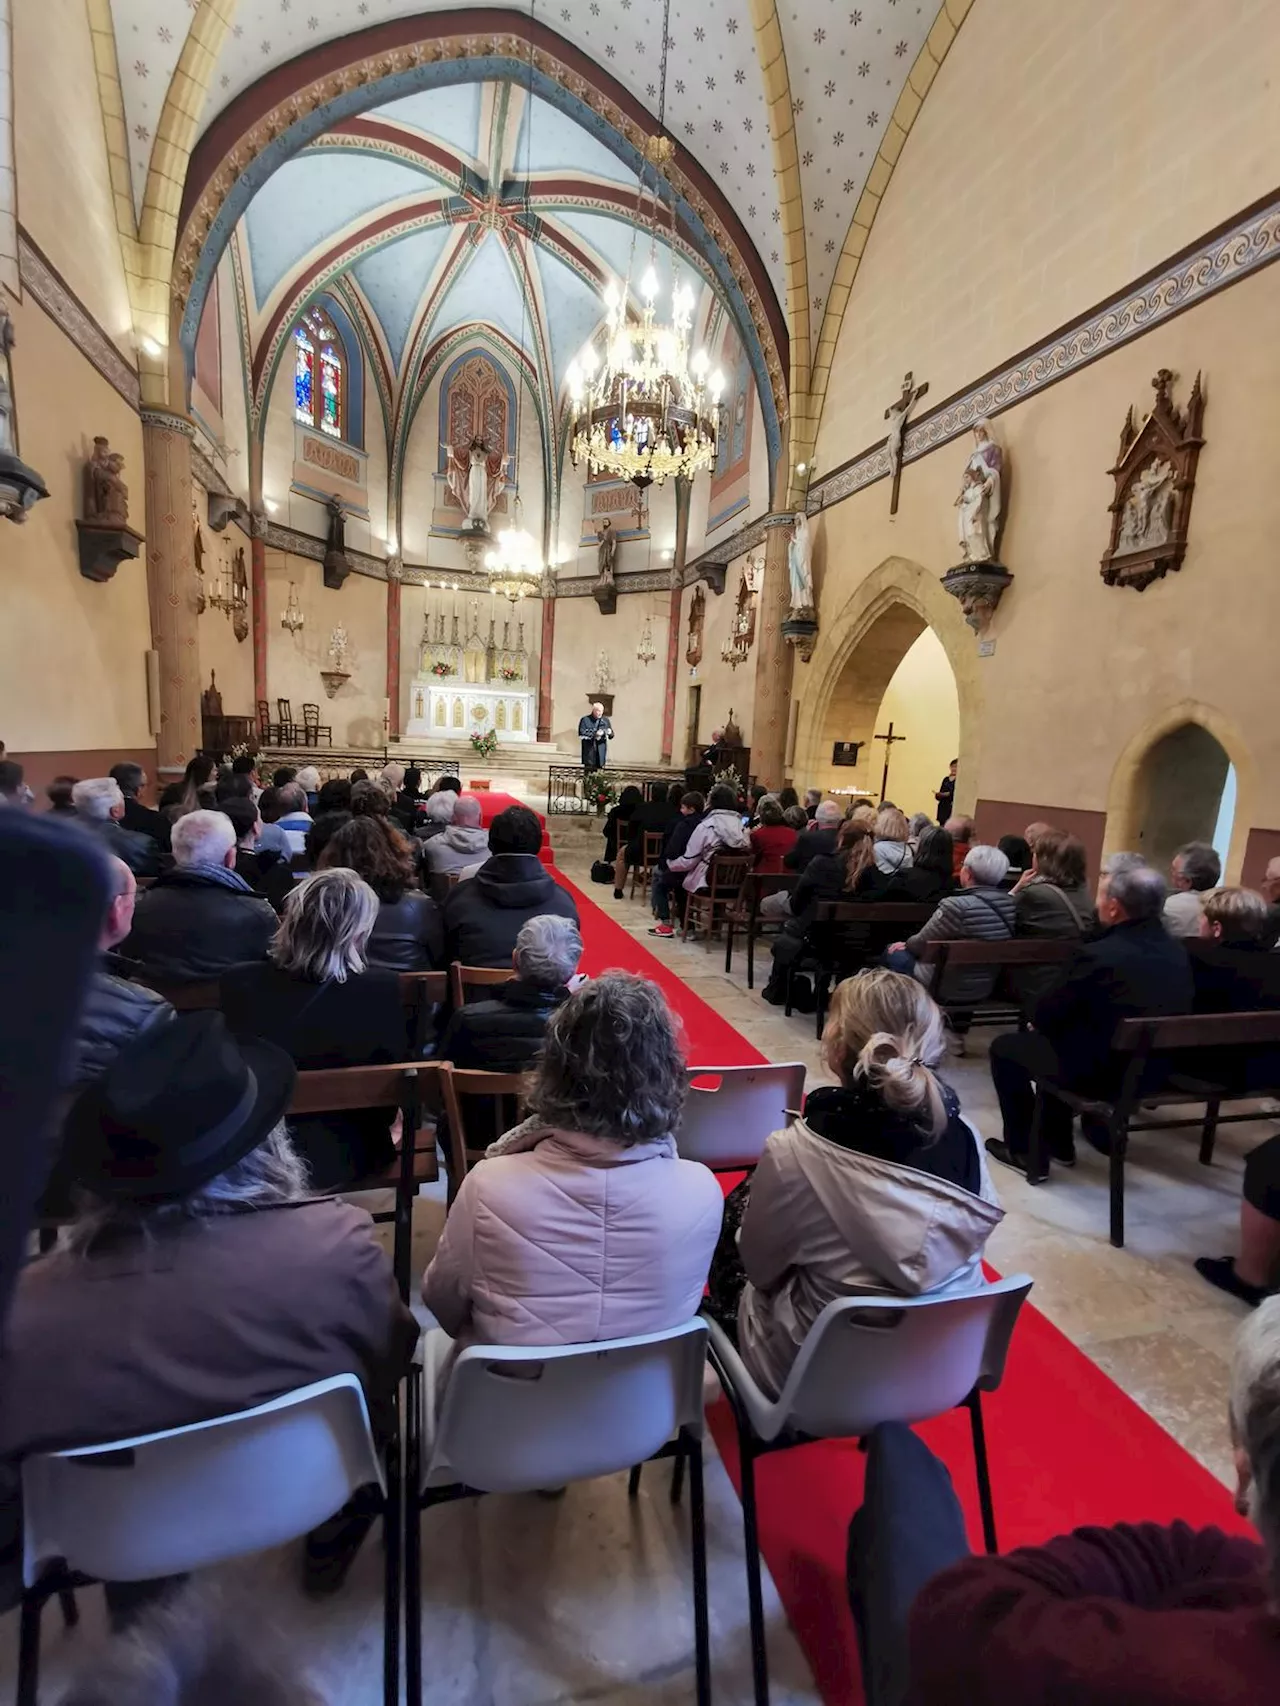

{"left": 590, "top": 860, "right": 616, "bottom": 884}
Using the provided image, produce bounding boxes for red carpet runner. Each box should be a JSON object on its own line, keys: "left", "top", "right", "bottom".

{"left": 555, "top": 874, "right": 1252, "bottom": 1706}
{"left": 468, "top": 791, "right": 554, "bottom": 866}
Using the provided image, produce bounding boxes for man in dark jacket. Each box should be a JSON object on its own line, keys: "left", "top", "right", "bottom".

{"left": 73, "top": 857, "right": 174, "bottom": 1083}
{"left": 614, "top": 779, "right": 684, "bottom": 897}
{"left": 109, "top": 761, "right": 171, "bottom": 851}
{"left": 987, "top": 861, "right": 1193, "bottom": 1174}
{"left": 71, "top": 777, "right": 163, "bottom": 877}
{"left": 123, "top": 809, "right": 278, "bottom": 983}
{"left": 648, "top": 790, "right": 704, "bottom": 931}
{"left": 437, "top": 914, "right": 582, "bottom": 1072}
{"left": 783, "top": 799, "right": 842, "bottom": 874}
{"left": 443, "top": 805, "right": 579, "bottom": 967}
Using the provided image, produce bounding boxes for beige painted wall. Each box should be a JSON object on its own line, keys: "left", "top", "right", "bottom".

{"left": 2, "top": 293, "right": 152, "bottom": 753}
{"left": 549, "top": 592, "right": 672, "bottom": 764}
{"left": 869, "top": 629, "right": 959, "bottom": 818}
{"left": 13, "top": 0, "right": 133, "bottom": 354}
{"left": 262, "top": 350, "right": 389, "bottom": 557}
{"left": 263, "top": 552, "right": 388, "bottom": 747}
{"left": 194, "top": 518, "right": 256, "bottom": 718}
{"left": 817, "top": 0, "right": 1280, "bottom": 474}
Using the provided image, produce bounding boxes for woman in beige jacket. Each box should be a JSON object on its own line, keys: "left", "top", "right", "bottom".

{"left": 707, "top": 970, "right": 1003, "bottom": 1397}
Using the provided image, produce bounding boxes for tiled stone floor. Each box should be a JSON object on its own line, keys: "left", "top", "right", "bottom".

{"left": 0, "top": 827, "right": 1262, "bottom": 1703}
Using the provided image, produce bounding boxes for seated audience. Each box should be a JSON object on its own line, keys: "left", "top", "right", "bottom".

{"left": 762, "top": 821, "right": 876, "bottom": 1006}
{"left": 602, "top": 784, "right": 643, "bottom": 864}
{"left": 416, "top": 789, "right": 455, "bottom": 843}
{"left": 886, "top": 1300, "right": 1280, "bottom": 1705}
{"left": 873, "top": 806, "right": 914, "bottom": 877}
{"left": 421, "top": 791, "right": 491, "bottom": 875}
{"left": 997, "top": 833, "right": 1033, "bottom": 885}
{"left": 907, "top": 810, "right": 933, "bottom": 846}
{"left": 123, "top": 809, "right": 278, "bottom": 983}
{"left": 431, "top": 774, "right": 462, "bottom": 797}
{"left": 746, "top": 783, "right": 769, "bottom": 824}
{"left": 0, "top": 1015, "right": 419, "bottom": 1604}
{"left": 108, "top": 762, "right": 170, "bottom": 849}
{"left": 1164, "top": 840, "right": 1222, "bottom": 937}
{"left": 884, "top": 824, "right": 954, "bottom": 904}
{"left": 708, "top": 970, "right": 1001, "bottom": 1398}
{"left": 784, "top": 798, "right": 843, "bottom": 874}
{"left": 614, "top": 779, "right": 684, "bottom": 896}
{"left": 987, "top": 861, "right": 1192, "bottom": 1174}
{"left": 272, "top": 765, "right": 298, "bottom": 788}
{"left": 316, "top": 776, "right": 352, "bottom": 816}
{"left": 159, "top": 754, "right": 216, "bottom": 819}
{"left": 1262, "top": 856, "right": 1280, "bottom": 945}
{"left": 72, "top": 857, "right": 174, "bottom": 1084}
{"left": 350, "top": 779, "right": 393, "bottom": 821}
{"left": 294, "top": 766, "right": 320, "bottom": 813}
{"left": 750, "top": 795, "right": 800, "bottom": 874}
{"left": 1012, "top": 828, "right": 1094, "bottom": 1002}
{"left": 71, "top": 777, "right": 163, "bottom": 877}
{"left": 45, "top": 775, "right": 79, "bottom": 816}
{"left": 219, "top": 795, "right": 271, "bottom": 889}
{"left": 803, "top": 787, "right": 823, "bottom": 821}
{"left": 946, "top": 814, "right": 975, "bottom": 877}
{"left": 318, "top": 815, "right": 441, "bottom": 970}
{"left": 777, "top": 786, "right": 801, "bottom": 814}
{"left": 254, "top": 786, "right": 293, "bottom": 861}
{"left": 783, "top": 803, "right": 809, "bottom": 832}
{"left": 437, "top": 914, "right": 583, "bottom": 1073}
{"left": 422, "top": 973, "right": 723, "bottom": 1348}
{"left": 230, "top": 752, "right": 261, "bottom": 799}
{"left": 648, "top": 790, "right": 705, "bottom": 934}
{"left": 391, "top": 765, "right": 424, "bottom": 833}
{"left": 442, "top": 804, "right": 578, "bottom": 966}
{"left": 222, "top": 869, "right": 412, "bottom": 1188}
{"left": 658, "top": 781, "right": 749, "bottom": 938}
{"left": 0, "top": 760, "right": 30, "bottom": 807}
{"left": 274, "top": 781, "right": 313, "bottom": 854}
{"left": 883, "top": 844, "right": 1014, "bottom": 1005}
{"left": 1189, "top": 887, "right": 1280, "bottom": 1013}
{"left": 213, "top": 770, "right": 253, "bottom": 805}
{"left": 260, "top": 808, "right": 352, "bottom": 916}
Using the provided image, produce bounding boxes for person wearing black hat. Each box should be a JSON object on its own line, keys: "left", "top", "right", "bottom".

{"left": 0, "top": 1014, "right": 419, "bottom": 1606}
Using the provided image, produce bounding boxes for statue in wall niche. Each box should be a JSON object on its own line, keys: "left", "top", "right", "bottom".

{"left": 954, "top": 418, "right": 1005, "bottom": 565}
{"left": 444, "top": 436, "right": 508, "bottom": 531}
{"left": 0, "top": 307, "right": 48, "bottom": 524}
{"left": 84, "top": 436, "right": 130, "bottom": 526}
{"left": 787, "top": 512, "right": 814, "bottom": 612}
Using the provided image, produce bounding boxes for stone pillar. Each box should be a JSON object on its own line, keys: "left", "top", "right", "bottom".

{"left": 536, "top": 582, "right": 556, "bottom": 743}
{"left": 141, "top": 408, "right": 200, "bottom": 776}
{"left": 752, "top": 512, "right": 798, "bottom": 790}
{"left": 385, "top": 565, "right": 402, "bottom": 739}
{"left": 660, "top": 477, "right": 692, "bottom": 765}
{"left": 250, "top": 511, "right": 268, "bottom": 716}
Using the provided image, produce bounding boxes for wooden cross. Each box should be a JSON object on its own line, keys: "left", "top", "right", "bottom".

{"left": 883, "top": 370, "right": 929, "bottom": 515}
{"left": 874, "top": 721, "right": 907, "bottom": 805}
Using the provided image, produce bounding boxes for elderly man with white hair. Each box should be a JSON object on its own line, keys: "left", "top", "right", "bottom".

{"left": 71, "top": 777, "right": 163, "bottom": 877}
{"left": 420, "top": 792, "right": 491, "bottom": 876}
{"left": 881, "top": 843, "right": 1016, "bottom": 1005}
{"left": 414, "top": 789, "right": 456, "bottom": 845}
{"left": 123, "top": 809, "right": 278, "bottom": 983}
{"left": 436, "top": 913, "right": 584, "bottom": 1073}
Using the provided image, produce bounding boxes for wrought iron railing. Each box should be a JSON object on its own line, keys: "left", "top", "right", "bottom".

{"left": 546, "top": 765, "right": 685, "bottom": 815}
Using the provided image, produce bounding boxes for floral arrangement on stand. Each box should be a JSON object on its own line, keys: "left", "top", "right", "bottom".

{"left": 583, "top": 768, "right": 617, "bottom": 814}
{"left": 497, "top": 664, "right": 522, "bottom": 682}
{"left": 713, "top": 763, "right": 743, "bottom": 797}
{"left": 429, "top": 660, "right": 455, "bottom": 678}
{"left": 470, "top": 728, "right": 499, "bottom": 760}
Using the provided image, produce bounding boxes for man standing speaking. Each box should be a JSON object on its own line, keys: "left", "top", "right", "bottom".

{"left": 579, "top": 702, "right": 614, "bottom": 770}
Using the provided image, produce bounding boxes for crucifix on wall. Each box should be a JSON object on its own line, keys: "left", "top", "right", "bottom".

{"left": 874, "top": 721, "right": 907, "bottom": 804}
{"left": 883, "top": 370, "right": 929, "bottom": 515}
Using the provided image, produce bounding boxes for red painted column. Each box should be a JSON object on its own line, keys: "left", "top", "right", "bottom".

{"left": 250, "top": 513, "right": 268, "bottom": 715}
{"left": 385, "top": 569, "right": 402, "bottom": 740}
{"left": 537, "top": 584, "right": 556, "bottom": 743}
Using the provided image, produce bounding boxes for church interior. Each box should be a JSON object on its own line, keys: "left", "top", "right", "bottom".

{"left": 4, "top": 0, "right": 1280, "bottom": 1701}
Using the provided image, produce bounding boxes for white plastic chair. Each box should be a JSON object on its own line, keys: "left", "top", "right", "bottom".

{"left": 406, "top": 1321, "right": 711, "bottom": 1706}
{"left": 679, "top": 1062, "right": 806, "bottom": 1171}
{"left": 17, "top": 1374, "right": 398, "bottom": 1706}
{"left": 707, "top": 1275, "right": 1034, "bottom": 1706}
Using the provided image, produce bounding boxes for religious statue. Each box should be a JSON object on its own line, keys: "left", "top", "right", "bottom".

{"left": 0, "top": 307, "right": 49, "bottom": 524}
{"left": 323, "top": 492, "right": 352, "bottom": 589}
{"left": 1117, "top": 456, "right": 1175, "bottom": 552}
{"left": 444, "top": 436, "right": 508, "bottom": 530}
{"left": 787, "top": 511, "right": 814, "bottom": 611}
{"left": 686, "top": 583, "right": 706, "bottom": 668}
{"left": 595, "top": 518, "right": 618, "bottom": 583}
{"left": 83, "top": 436, "right": 130, "bottom": 526}
{"left": 953, "top": 418, "right": 1005, "bottom": 565}
{"left": 883, "top": 370, "right": 929, "bottom": 515}
{"left": 1101, "top": 369, "right": 1204, "bottom": 592}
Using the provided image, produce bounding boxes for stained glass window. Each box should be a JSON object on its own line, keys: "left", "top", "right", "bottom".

{"left": 292, "top": 306, "right": 344, "bottom": 440}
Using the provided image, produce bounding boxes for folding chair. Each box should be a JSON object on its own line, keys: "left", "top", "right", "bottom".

{"left": 19, "top": 1374, "right": 399, "bottom": 1706}
{"left": 683, "top": 850, "right": 751, "bottom": 946}
{"left": 405, "top": 1321, "right": 711, "bottom": 1706}
{"left": 448, "top": 961, "right": 517, "bottom": 1009}
{"left": 678, "top": 1062, "right": 806, "bottom": 1172}
{"left": 437, "top": 1064, "right": 527, "bottom": 1199}
{"left": 708, "top": 1275, "right": 1034, "bottom": 1706}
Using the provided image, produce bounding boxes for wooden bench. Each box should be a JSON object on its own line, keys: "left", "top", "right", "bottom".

{"left": 796, "top": 901, "right": 937, "bottom": 1035}
{"left": 1027, "top": 1009, "right": 1280, "bottom": 1247}
{"left": 723, "top": 872, "right": 799, "bottom": 987}
{"left": 916, "top": 938, "right": 1079, "bottom": 1036}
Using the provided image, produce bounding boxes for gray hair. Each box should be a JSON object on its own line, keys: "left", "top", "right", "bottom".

{"left": 527, "top": 972, "right": 686, "bottom": 1147}
{"left": 295, "top": 765, "right": 320, "bottom": 794}
{"left": 275, "top": 782, "right": 308, "bottom": 815}
{"left": 1105, "top": 861, "right": 1167, "bottom": 920}
{"left": 908, "top": 811, "right": 933, "bottom": 840}
{"left": 65, "top": 1124, "right": 307, "bottom": 1255}
{"left": 271, "top": 868, "right": 378, "bottom": 982}
{"left": 963, "top": 843, "right": 1009, "bottom": 887}
{"left": 515, "top": 914, "right": 583, "bottom": 989}
{"left": 171, "top": 809, "right": 236, "bottom": 869}
{"left": 423, "top": 792, "right": 455, "bottom": 825}
{"left": 1229, "top": 1297, "right": 1280, "bottom": 1588}
{"left": 803, "top": 789, "right": 822, "bottom": 807}
{"left": 453, "top": 794, "right": 482, "bottom": 828}
{"left": 1103, "top": 851, "right": 1147, "bottom": 878}
{"left": 815, "top": 799, "right": 843, "bottom": 827}
{"left": 1176, "top": 840, "right": 1222, "bottom": 892}
{"left": 71, "top": 777, "right": 124, "bottom": 821}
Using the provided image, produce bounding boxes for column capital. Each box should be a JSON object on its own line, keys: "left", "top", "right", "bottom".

{"left": 763, "top": 510, "right": 797, "bottom": 533}
{"left": 140, "top": 407, "right": 195, "bottom": 440}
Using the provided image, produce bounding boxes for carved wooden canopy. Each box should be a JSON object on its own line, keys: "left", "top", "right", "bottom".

{"left": 1101, "top": 368, "right": 1205, "bottom": 592}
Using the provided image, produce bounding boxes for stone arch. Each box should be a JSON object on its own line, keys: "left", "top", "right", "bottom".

{"left": 794, "top": 555, "right": 981, "bottom": 807}
{"left": 1103, "top": 699, "right": 1257, "bottom": 883}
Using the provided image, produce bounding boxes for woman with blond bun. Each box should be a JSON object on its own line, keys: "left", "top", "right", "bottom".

{"left": 708, "top": 969, "right": 1002, "bottom": 1396}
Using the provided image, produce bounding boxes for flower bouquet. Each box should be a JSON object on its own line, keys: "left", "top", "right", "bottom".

{"left": 429, "top": 660, "right": 455, "bottom": 678}
{"left": 497, "top": 664, "right": 522, "bottom": 682}
{"left": 470, "top": 728, "right": 499, "bottom": 760}
{"left": 583, "top": 768, "right": 617, "bottom": 814}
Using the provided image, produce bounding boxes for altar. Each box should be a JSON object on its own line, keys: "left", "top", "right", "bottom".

{"left": 406, "top": 681, "right": 536, "bottom": 742}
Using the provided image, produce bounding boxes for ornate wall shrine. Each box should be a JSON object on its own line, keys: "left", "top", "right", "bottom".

{"left": 406, "top": 591, "right": 536, "bottom": 743}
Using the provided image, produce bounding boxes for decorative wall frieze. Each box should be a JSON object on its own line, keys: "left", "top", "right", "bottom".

{"left": 18, "top": 231, "right": 140, "bottom": 410}
{"left": 807, "top": 193, "right": 1280, "bottom": 515}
